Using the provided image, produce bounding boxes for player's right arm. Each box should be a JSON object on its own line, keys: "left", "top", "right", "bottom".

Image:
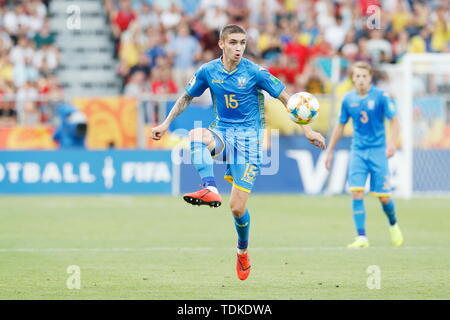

{"left": 151, "top": 65, "right": 209, "bottom": 141}
{"left": 325, "top": 97, "right": 350, "bottom": 170}
{"left": 151, "top": 93, "right": 193, "bottom": 140}
{"left": 325, "top": 123, "right": 345, "bottom": 170}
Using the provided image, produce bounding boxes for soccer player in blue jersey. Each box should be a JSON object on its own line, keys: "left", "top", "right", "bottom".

{"left": 325, "top": 61, "right": 404, "bottom": 248}
{"left": 152, "top": 25, "right": 325, "bottom": 280}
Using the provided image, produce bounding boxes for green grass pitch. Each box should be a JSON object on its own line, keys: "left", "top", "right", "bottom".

{"left": 0, "top": 195, "right": 448, "bottom": 299}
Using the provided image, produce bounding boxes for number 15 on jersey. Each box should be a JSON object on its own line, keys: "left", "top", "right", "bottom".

{"left": 224, "top": 94, "right": 239, "bottom": 109}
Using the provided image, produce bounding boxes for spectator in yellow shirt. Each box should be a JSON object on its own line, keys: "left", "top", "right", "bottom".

{"left": 431, "top": 6, "right": 450, "bottom": 52}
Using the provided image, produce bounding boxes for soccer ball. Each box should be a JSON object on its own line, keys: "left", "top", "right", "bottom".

{"left": 286, "top": 92, "right": 320, "bottom": 125}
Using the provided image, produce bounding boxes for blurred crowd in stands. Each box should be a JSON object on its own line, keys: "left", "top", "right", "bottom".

{"left": 106, "top": 0, "right": 449, "bottom": 99}
{"left": 0, "top": 0, "right": 63, "bottom": 126}
{"left": 0, "top": 0, "right": 448, "bottom": 127}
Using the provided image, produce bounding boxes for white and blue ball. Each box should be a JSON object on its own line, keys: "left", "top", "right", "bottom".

{"left": 286, "top": 92, "right": 320, "bottom": 125}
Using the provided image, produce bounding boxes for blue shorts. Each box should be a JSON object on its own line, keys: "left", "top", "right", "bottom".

{"left": 348, "top": 147, "right": 392, "bottom": 197}
{"left": 208, "top": 125, "right": 263, "bottom": 193}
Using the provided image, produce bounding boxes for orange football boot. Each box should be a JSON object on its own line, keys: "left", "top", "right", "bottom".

{"left": 183, "top": 188, "right": 222, "bottom": 208}
{"left": 236, "top": 251, "right": 251, "bottom": 280}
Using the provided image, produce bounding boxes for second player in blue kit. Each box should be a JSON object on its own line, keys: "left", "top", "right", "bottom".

{"left": 152, "top": 25, "right": 325, "bottom": 280}
{"left": 326, "top": 61, "right": 404, "bottom": 248}
{"left": 340, "top": 85, "right": 396, "bottom": 197}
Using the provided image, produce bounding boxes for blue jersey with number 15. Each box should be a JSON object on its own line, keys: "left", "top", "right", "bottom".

{"left": 339, "top": 86, "right": 397, "bottom": 149}
{"left": 185, "top": 57, "right": 285, "bottom": 129}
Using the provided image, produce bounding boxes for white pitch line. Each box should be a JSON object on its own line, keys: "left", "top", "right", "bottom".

{"left": 0, "top": 246, "right": 445, "bottom": 253}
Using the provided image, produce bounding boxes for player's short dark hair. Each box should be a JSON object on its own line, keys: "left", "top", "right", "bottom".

{"left": 220, "top": 24, "right": 246, "bottom": 41}
{"left": 351, "top": 61, "right": 373, "bottom": 76}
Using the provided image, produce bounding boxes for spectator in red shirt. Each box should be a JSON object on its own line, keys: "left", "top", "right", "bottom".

{"left": 150, "top": 67, "right": 178, "bottom": 95}
{"left": 111, "top": 0, "right": 136, "bottom": 58}
{"left": 112, "top": 0, "right": 136, "bottom": 32}
{"left": 283, "top": 40, "right": 310, "bottom": 74}
{"left": 36, "top": 76, "right": 50, "bottom": 122}
{"left": 309, "top": 32, "right": 332, "bottom": 58}
{"left": 268, "top": 53, "right": 299, "bottom": 84}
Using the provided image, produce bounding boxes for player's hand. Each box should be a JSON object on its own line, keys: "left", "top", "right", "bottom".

{"left": 151, "top": 123, "right": 169, "bottom": 141}
{"left": 305, "top": 130, "right": 326, "bottom": 150}
{"left": 386, "top": 143, "right": 396, "bottom": 158}
{"left": 325, "top": 151, "right": 333, "bottom": 171}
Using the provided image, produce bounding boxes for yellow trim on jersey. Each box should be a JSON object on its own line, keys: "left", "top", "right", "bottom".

{"left": 223, "top": 175, "right": 251, "bottom": 193}
{"left": 222, "top": 68, "right": 239, "bottom": 75}
{"left": 219, "top": 55, "right": 240, "bottom": 75}
{"left": 369, "top": 192, "right": 392, "bottom": 197}
{"left": 349, "top": 187, "right": 365, "bottom": 191}
{"left": 232, "top": 183, "right": 251, "bottom": 193}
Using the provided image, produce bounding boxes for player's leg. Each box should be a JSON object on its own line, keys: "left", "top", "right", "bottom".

{"left": 224, "top": 127, "right": 261, "bottom": 279}
{"left": 229, "top": 186, "right": 252, "bottom": 280}
{"left": 190, "top": 127, "right": 216, "bottom": 188}
{"left": 368, "top": 147, "right": 403, "bottom": 246}
{"left": 230, "top": 186, "right": 251, "bottom": 253}
{"left": 227, "top": 162, "right": 259, "bottom": 280}
{"left": 379, "top": 196, "right": 403, "bottom": 246}
{"left": 183, "top": 128, "right": 223, "bottom": 207}
{"left": 347, "top": 190, "right": 370, "bottom": 248}
{"left": 379, "top": 196, "right": 397, "bottom": 226}
{"left": 347, "top": 150, "right": 370, "bottom": 248}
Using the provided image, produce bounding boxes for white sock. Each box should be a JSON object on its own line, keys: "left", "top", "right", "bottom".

{"left": 237, "top": 248, "right": 247, "bottom": 254}
{"left": 206, "top": 186, "right": 219, "bottom": 194}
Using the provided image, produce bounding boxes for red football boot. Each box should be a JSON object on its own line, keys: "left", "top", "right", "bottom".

{"left": 236, "top": 251, "right": 251, "bottom": 280}
{"left": 183, "top": 188, "right": 222, "bottom": 208}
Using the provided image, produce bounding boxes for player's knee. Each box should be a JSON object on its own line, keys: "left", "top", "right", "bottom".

{"left": 379, "top": 196, "right": 391, "bottom": 205}
{"left": 189, "top": 128, "right": 213, "bottom": 145}
{"left": 352, "top": 191, "right": 364, "bottom": 199}
{"left": 230, "top": 202, "right": 246, "bottom": 217}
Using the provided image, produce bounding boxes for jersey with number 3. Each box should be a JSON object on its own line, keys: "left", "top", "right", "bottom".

{"left": 339, "top": 86, "right": 397, "bottom": 149}
{"left": 185, "top": 57, "right": 285, "bottom": 129}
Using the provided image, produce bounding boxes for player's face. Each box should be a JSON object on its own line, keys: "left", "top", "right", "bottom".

{"left": 352, "top": 67, "right": 372, "bottom": 93}
{"left": 219, "top": 33, "right": 247, "bottom": 63}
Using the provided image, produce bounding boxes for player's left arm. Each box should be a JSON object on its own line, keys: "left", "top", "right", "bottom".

{"left": 387, "top": 116, "right": 399, "bottom": 158}
{"left": 277, "top": 90, "right": 326, "bottom": 150}
{"left": 382, "top": 93, "right": 399, "bottom": 158}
